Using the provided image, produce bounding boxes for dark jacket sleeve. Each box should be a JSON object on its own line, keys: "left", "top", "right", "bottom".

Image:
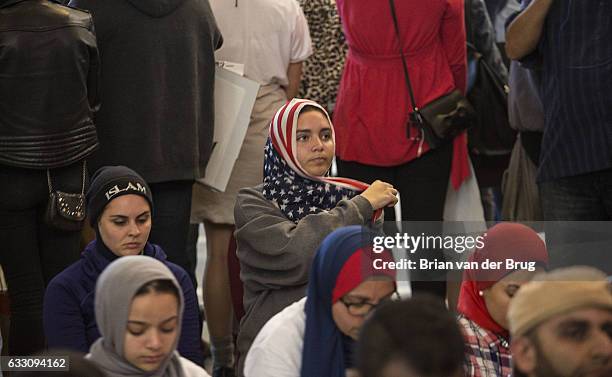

{"left": 468, "top": 0, "right": 509, "bottom": 82}
{"left": 234, "top": 186, "right": 375, "bottom": 291}
{"left": 199, "top": 0, "right": 223, "bottom": 50}
{"left": 85, "top": 13, "right": 101, "bottom": 114}
{"left": 171, "top": 265, "right": 204, "bottom": 366}
{"left": 43, "top": 276, "right": 89, "bottom": 353}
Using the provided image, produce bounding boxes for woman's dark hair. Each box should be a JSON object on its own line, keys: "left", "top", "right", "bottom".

{"left": 357, "top": 294, "right": 465, "bottom": 377}
{"left": 135, "top": 278, "right": 180, "bottom": 300}
{"left": 299, "top": 104, "right": 329, "bottom": 119}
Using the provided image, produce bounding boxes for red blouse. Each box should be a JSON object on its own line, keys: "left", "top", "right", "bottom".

{"left": 333, "top": 0, "right": 469, "bottom": 189}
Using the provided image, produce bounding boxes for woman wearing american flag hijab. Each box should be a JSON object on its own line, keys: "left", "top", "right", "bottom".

{"left": 233, "top": 98, "right": 397, "bottom": 375}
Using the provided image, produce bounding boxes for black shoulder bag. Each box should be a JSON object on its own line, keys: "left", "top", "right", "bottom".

{"left": 45, "top": 161, "right": 87, "bottom": 231}
{"left": 389, "top": 0, "right": 476, "bottom": 150}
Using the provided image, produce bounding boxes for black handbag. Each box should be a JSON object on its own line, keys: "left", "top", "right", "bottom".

{"left": 389, "top": 0, "right": 476, "bottom": 150}
{"left": 45, "top": 161, "right": 87, "bottom": 232}
{"left": 465, "top": 0, "right": 515, "bottom": 155}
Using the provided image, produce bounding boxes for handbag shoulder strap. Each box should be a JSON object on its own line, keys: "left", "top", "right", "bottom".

{"left": 388, "top": 0, "right": 420, "bottom": 114}
{"left": 47, "top": 160, "right": 87, "bottom": 195}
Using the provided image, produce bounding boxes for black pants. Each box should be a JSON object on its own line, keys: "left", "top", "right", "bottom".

{"left": 337, "top": 141, "right": 453, "bottom": 298}
{"left": 148, "top": 180, "right": 197, "bottom": 287}
{"left": 0, "top": 162, "right": 83, "bottom": 355}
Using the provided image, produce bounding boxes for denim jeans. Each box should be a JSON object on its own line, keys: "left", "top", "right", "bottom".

{"left": 539, "top": 168, "right": 612, "bottom": 221}
{"left": 539, "top": 168, "right": 612, "bottom": 274}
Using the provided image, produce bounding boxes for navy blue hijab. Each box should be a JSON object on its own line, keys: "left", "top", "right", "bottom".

{"left": 300, "top": 226, "right": 395, "bottom": 377}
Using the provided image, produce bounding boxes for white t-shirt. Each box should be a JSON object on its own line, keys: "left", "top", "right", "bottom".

{"left": 180, "top": 357, "right": 211, "bottom": 377}
{"left": 244, "top": 298, "right": 306, "bottom": 377}
{"left": 210, "top": 0, "right": 313, "bottom": 86}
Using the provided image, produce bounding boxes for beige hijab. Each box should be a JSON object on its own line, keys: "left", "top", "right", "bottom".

{"left": 89, "top": 256, "right": 186, "bottom": 377}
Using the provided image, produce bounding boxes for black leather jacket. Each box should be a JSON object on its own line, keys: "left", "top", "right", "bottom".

{"left": 0, "top": 0, "right": 99, "bottom": 169}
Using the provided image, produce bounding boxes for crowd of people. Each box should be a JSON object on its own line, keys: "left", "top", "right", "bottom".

{"left": 0, "top": 0, "right": 611, "bottom": 377}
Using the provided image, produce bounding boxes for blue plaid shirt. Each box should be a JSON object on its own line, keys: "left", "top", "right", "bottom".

{"left": 520, "top": 0, "right": 612, "bottom": 182}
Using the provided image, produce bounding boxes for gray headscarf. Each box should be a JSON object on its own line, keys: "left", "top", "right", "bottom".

{"left": 89, "top": 256, "right": 186, "bottom": 377}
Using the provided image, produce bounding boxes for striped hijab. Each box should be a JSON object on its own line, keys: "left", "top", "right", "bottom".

{"left": 263, "top": 98, "right": 378, "bottom": 222}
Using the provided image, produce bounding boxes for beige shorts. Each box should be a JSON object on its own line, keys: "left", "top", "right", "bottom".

{"left": 191, "top": 86, "right": 287, "bottom": 224}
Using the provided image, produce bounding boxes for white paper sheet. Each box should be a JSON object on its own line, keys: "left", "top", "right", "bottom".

{"left": 198, "top": 66, "right": 259, "bottom": 192}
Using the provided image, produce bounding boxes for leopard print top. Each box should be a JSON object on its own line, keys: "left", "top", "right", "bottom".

{"left": 298, "top": 0, "right": 347, "bottom": 113}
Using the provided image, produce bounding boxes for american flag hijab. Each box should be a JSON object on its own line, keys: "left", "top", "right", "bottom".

{"left": 263, "top": 98, "right": 381, "bottom": 223}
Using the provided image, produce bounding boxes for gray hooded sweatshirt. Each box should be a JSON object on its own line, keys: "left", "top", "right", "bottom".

{"left": 68, "top": 0, "right": 222, "bottom": 183}
{"left": 233, "top": 185, "right": 380, "bottom": 376}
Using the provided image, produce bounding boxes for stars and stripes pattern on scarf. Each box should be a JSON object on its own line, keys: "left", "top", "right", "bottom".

{"left": 263, "top": 98, "right": 380, "bottom": 223}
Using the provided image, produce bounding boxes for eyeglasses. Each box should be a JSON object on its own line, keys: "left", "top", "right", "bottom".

{"left": 340, "top": 290, "right": 401, "bottom": 317}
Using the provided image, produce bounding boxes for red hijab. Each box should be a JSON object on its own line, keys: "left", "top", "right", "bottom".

{"left": 457, "top": 223, "right": 548, "bottom": 337}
